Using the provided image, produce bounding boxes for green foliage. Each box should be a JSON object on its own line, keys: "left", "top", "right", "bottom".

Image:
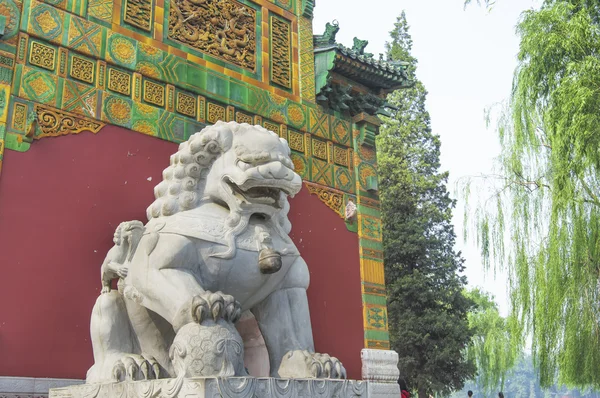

{"left": 380, "top": 12, "right": 476, "bottom": 397}
{"left": 462, "top": 0, "right": 600, "bottom": 389}
{"left": 452, "top": 356, "right": 600, "bottom": 398}
{"left": 463, "top": 0, "right": 496, "bottom": 9}
{"left": 464, "top": 289, "right": 522, "bottom": 397}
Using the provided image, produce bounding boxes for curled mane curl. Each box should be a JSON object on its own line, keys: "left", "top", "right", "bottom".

{"left": 147, "top": 121, "right": 236, "bottom": 220}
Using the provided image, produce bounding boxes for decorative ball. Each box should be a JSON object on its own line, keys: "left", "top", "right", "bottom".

{"left": 170, "top": 321, "right": 245, "bottom": 378}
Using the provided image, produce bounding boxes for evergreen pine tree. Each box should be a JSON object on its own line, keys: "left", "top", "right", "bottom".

{"left": 379, "top": 11, "right": 476, "bottom": 398}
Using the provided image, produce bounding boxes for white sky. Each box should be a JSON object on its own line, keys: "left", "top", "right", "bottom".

{"left": 314, "top": 0, "right": 540, "bottom": 316}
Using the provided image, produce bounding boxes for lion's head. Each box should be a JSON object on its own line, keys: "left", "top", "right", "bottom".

{"left": 147, "top": 122, "right": 302, "bottom": 247}
{"left": 113, "top": 220, "right": 144, "bottom": 246}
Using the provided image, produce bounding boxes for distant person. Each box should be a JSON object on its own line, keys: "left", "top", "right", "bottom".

{"left": 499, "top": 392, "right": 504, "bottom": 398}
{"left": 399, "top": 379, "right": 410, "bottom": 398}
{"left": 468, "top": 391, "right": 473, "bottom": 398}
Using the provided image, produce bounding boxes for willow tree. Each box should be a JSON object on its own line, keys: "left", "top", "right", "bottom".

{"left": 465, "top": 289, "right": 521, "bottom": 396}
{"left": 461, "top": 0, "right": 600, "bottom": 388}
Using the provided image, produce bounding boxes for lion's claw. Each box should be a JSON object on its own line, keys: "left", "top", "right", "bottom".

{"left": 191, "top": 291, "right": 242, "bottom": 324}
{"left": 111, "top": 354, "right": 160, "bottom": 382}
{"left": 279, "top": 350, "right": 346, "bottom": 379}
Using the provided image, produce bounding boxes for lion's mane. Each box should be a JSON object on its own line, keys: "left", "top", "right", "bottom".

{"left": 146, "top": 122, "right": 294, "bottom": 242}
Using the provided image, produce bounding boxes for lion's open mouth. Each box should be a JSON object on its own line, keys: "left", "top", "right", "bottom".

{"left": 225, "top": 178, "right": 284, "bottom": 207}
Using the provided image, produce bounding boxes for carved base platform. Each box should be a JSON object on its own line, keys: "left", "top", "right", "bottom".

{"left": 49, "top": 377, "right": 400, "bottom": 398}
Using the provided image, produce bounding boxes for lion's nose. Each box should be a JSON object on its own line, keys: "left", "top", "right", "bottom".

{"left": 257, "top": 162, "right": 289, "bottom": 180}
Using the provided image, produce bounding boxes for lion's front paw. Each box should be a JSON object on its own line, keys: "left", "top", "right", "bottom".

{"left": 191, "top": 291, "right": 242, "bottom": 324}
{"left": 278, "top": 350, "right": 347, "bottom": 379}
{"left": 111, "top": 354, "right": 160, "bottom": 382}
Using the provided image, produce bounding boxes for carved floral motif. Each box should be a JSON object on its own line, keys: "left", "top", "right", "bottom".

{"left": 288, "top": 130, "right": 304, "bottom": 152}
{"left": 70, "top": 56, "right": 95, "bottom": 84}
{"left": 12, "top": 103, "right": 27, "bottom": 131}
{"left": 35, "top": 104, "right": 105, "bottom": 138}
{"left": 143, "top": 80, "right": 165, "bottom": 107}
{"left": 29, "top": 41, "right": 56, "bottom": 71}
{"left": 207, "top": 102, "right": 225, "bottom": 123}
{"left": 312, "top": 138, "right": 327, "bottom": 160}
{"left": 124, "top": 0, "right": 153, "bottom": 31}
{"left": 333, "top": 146, "right": 348, "bottom": 167}
{"left": 270, "top": 16, "right": 291, "bottom": 88}
{"left": 235, "top": 112, "right": 252, "bottom": 124}
{"left": 168, "top": 0, "right": 256, "bottom": 71}
{"left": 176, "top": 92, "right": 196, "bottom": 118}
{"left": 108, "top": 68, "right": 131, "bottom": 96}
{"left": 305, "top": 181, "right": 344, "bottom": 218}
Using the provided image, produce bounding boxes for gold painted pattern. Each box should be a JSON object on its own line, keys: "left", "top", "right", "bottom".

{"left": 333, "top": 146, "right": 348, "bottom": 167}
{"left": 270, "top": 16, "right": 291, "bottom": 88}
{"left": 235, "top": 112, "right": 253, "bottom": 124}
{"left": 143, "top": 80, "right": 165, "bottom": 107}
{"left": 264, "top": 121, "right": 279, "bottom": 134}
{"left": 35, "top": 104, "right": 104, "bottom": 138}
{"left": 304, "top": 181, "right": 344, "bottom": 218}
{"left": 311, "top": 138, "right": 327, "bottom": 160}
{"left": 288, "top": 130, "right": 304, "bottom": 152}
{"left": 168, "top": 0, "right": 256, "bottom": 71}
{"left": 29, "top": 42, "right": 56, "bottom": 71}
{"left": 70, "top": 56, "right": 95, "bottom": 84}
{"left": 35, "top": 10, "right": 59, "bottom": 35}
{"left": 207, "top": 102, "right": 225, "bottom": 123}
{"left": 124, "top": 0, "right": 153, "bottom": 31}
{"left": 12, "top": 103, "right": 27, "bottom": 131}
{"left": 107, "top": 68, "right": 131, "bottom": 96}
{"left": 176, "top": 92, "right": 196, "bottom": 117}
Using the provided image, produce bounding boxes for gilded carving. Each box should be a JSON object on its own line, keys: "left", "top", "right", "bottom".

{"left": 58, "top": 48, "right": 68, "bottom": 77}
{"left": 70, "top": 56, "right": 95, "bottom": 84}
{"left": 108, "top": 68, "right": 131, "bottom": 96}
{"left": 35, "top": 10, "right": 59, "bottom": 35}
{"left": 35, "top": 104, "right": 104, "bottom": 138}
{"left": 12, "top": 103, "right": 27, "bottom": 131}
{"left": 270, "top": 16, "right": 291, "bottom": 89}
{"left": 288, "top": 130, "right": 304, "bottom": 152}
{"left": 97, "top": 62, "right": 106, "bottom": 89}
{"left": 264, "top": 121, "right": 279, "bottom": 135}
{"left": 29, "top": 41, "right": 56, "bottom": 71}
{"left": 124, "top": 0, "right": 153, "bottom": 31}
{"left": 333, "top": 146, "right": 348, "bottom": 167}
{"left": 176, "top": 92, "right": 196, "bottom": 118}
{"left": 17, "top": 34, "right": 28, "bottom": 64}
{"left": 235, "top": 112, "right": 252, "bottom": 124}
{"left": 304, "top": 181, "right": 345, "bottom": 218}
{"left": 312, "top": 138, "right": 327, "bottom": 160}
{"left": 207, "top": 102, "right": 225, "bottom": 123}
{"left": 167, "top": 85, "right": 175, "bottom": 112}
{"left": 29, "top": 76, "right": 51, "bottom": 97}
{"left": 168, "top": 0, "right": 256, "bottom": 71}
{"left": 143, "top": 80, "right": 165, "bottom": 107}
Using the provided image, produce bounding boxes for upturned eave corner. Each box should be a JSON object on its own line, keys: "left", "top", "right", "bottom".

{"left": 312, "top": 22, "right": 412, "bottom": 119}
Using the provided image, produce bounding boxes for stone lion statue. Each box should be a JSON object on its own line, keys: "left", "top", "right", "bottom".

{"left": 100, "top": 221, "right": 144, "bottom": 294}
{"left": 86, "top": 121, "right": 346, "bottom": 383}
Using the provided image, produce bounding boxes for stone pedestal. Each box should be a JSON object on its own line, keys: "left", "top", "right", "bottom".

{"left": 49, "top": 377, "right": 397, "bottom": 398}
{"left": 361, "top": 349, "right": 401, "bottom": 397}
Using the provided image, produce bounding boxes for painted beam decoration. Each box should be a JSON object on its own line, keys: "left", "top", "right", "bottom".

{"left": 0, "top": 0, "right": 409, "bottom": 353}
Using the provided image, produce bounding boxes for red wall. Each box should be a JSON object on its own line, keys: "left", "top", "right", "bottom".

{"left": 0, "top": 126, "right": 363, "bottom": 380}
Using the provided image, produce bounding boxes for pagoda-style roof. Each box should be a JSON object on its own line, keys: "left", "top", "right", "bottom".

{"left": 314, "top": 44, "right": 411, "bottom": 93}
{"left": 312, "top": 22, "right": 412, "bottom": 117}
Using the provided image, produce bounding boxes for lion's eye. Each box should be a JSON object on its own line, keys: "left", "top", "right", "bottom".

{"left": 237, "top": 159, "right": 252, "bottom": 171}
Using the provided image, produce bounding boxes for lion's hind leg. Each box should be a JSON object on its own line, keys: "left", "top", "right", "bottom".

{"left": 87, "top": 291, "right": 138, "bottom": 383}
